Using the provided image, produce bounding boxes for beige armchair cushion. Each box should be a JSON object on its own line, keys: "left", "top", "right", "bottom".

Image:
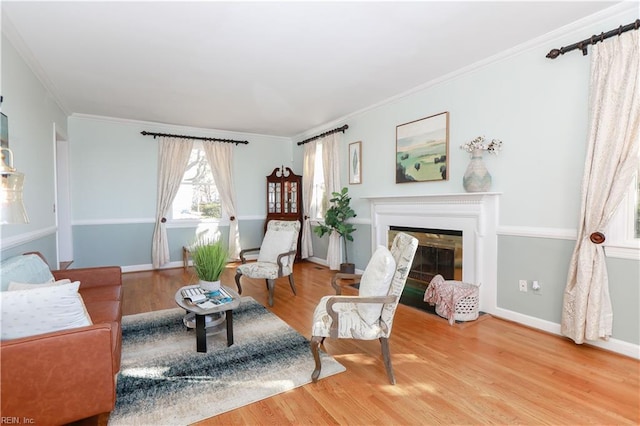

{"left": 236, "top": 261, "right": 293, "bottom": 280}
{"left": 257, "top": 229, "right": 296, "bottom": 266}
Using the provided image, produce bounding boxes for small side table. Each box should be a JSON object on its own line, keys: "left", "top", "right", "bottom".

{"left": 174, "top": 285, "right": 241, "bottom": 353}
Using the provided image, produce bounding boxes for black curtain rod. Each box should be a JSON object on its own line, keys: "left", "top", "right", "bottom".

{"left": 140, "top": 130, "right": 249, "bottom": 145}
{"left": 546, "top": 19, "right": 640, "bottom": 59}
{"left": 296, "top": 124, "right": 349, "bottom": 146}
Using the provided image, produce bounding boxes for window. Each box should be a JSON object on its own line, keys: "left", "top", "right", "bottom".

{"left": 605, "top": 168, "right": 640, "bottom": 260}
{"left": 310, "top": 142, "right": 328, "bottom": 220}
{"left": 171, "top": 142, "right": 221, "bottom": 220}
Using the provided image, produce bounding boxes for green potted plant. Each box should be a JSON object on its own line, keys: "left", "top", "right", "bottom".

{"left": 314, "top": 187, "right": 357, "bottom": 273}
{"left": 190, "top": 237, "right": 229, "bottom": 291}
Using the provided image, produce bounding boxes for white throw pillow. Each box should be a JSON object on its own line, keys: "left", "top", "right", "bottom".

{"left": 258, "top": 230, "right": 296, "bottom": 266}
{"left": 357, "top": 246, "right": 396, "bottom": 325}
{"left": 0, "top": 281, "right": 92, "bottom": 340}
{"left": 8, "top": 278, "right": 71, "bottom": 291}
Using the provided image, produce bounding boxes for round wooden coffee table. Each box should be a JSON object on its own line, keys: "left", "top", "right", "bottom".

{"left": 174, "top": 284, "right": 241, "bottom": 353}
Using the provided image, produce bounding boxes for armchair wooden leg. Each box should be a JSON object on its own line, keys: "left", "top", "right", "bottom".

{"left": 288, "top": 275, "right": 297, "bottom": 295}
{"left": 266, "top": 279, "right": 275, "bottom": 307}
{"left": 310, "top": 336, "right": 324, "bottom": 382}
{"left": 380, "top": 337, "right": 396, "bottom": 385}
{"left": 234, "top": 272, "right": 243, "bottom": 294}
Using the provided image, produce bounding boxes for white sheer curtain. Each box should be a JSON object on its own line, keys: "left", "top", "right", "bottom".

{"left": 301, "top": 141, "right": 317, "bottom": 259}
{"left": 202, "top": 141, "right": 241, "bottom": 260}
{"left": 561, "top": 31, "right": 640, "bottom": 343}
{"left": 321, "top": 133, "right": 342, "bottom": 270}
{"left": 152, "top": 137, "right": 193, "bottom": 268}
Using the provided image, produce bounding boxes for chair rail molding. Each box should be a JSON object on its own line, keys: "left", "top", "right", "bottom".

{"left": 1, "top": 226, "right": 57, "bottom": 250}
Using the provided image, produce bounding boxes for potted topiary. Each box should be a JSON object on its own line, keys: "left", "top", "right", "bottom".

{"left": 314, "top": 187, "right": 357, "bottom": 273}
{"left": 190, "top": 237, "right": 229, "bottom": 292}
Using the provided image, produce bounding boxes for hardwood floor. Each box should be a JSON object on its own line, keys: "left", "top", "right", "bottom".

{"left": 122, "top": 261, "right": 639, "bottom": 425}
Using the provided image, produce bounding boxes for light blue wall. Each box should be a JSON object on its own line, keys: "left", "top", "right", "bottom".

{"left": 0, "top": 34, "right": 67, "bottom": 264}
{"left": 498, "top": 235, "right": 639, "bottom": 344}
{"left": 0, "top": 233, "right": 57, "bottom": 267}
{"left": 69, "top": 118, "right": 157, "bottom": 220}
{"left": 67, "top": 115, "right": 294, "bottom": 267}
{"left": 293, "top": 27, "right": 597, "bottom": 226}
{"left": 497, "top": 236, "right": 573, "bottom": 323}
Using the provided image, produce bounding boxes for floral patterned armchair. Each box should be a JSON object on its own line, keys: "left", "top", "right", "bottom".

{"left": 234, "top": 220, "right": 301, "bottom": 307}
{"left": 310, "top": 232, "right": 418, "bottom": 384}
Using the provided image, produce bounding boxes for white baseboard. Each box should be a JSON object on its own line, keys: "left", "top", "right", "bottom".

{"left": 305, "top": 256, "right": 364, "bottom": 274}
{"left": 121, "top": 261, "right": 185, "bottom": 273}
{"left": 492, "top": 307, "right": 640, "bottom": 360}
{"left": 307, "top": 256, "right": 328, "bottom": 267}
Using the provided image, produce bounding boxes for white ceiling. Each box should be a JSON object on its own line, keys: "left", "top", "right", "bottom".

{"left": 2, "top": 1, "right": 621, "bottom": 138}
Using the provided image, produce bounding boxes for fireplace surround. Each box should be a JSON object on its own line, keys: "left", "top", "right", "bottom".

{"left": 365, "top": 193, "right": 500, "bottom": 314}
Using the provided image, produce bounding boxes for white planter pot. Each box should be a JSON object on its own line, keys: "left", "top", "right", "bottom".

{"left": 199, "top": 279, "right": 221, "bottom": 292}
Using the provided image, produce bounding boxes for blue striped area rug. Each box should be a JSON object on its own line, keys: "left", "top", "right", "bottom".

{"left": 109, "top": 297, "right": 345, "bottom": 425}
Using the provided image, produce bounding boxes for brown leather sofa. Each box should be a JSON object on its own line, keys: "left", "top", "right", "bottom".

{"left": 0, "top": 256, "right": 123, "bottom": 425}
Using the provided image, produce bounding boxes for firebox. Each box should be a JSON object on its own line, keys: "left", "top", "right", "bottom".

{"left": 389, "top": 226, "right": 462, "bottom": 311}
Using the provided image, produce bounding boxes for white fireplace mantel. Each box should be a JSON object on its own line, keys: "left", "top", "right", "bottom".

{"left": 364, "top": 192, "right": 500, "bottom": 313}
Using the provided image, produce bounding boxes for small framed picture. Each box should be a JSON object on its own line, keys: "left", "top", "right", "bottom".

{"left": 349, "top": 141, "right": 362, "bottom": 184}
{"left": 396, "top": 111, "right": 449, "bottom": 183}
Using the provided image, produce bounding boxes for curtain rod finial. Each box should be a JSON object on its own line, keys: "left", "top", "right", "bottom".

{"left": 546, "top": 49, "right": 561, "bottom": 59}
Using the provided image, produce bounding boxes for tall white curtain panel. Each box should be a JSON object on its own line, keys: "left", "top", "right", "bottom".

{"left": 321, "top": 133, "right": 342, "bottom": 270}
{"left": 561, "top": 30, "right": 640, "bottom": 343}
{"left": 202, "top": 141, "right": 241, "bottom": 260}
{"left": 301, "top": 142, "right": 317, "bottom": 259}
{"left": 152, "top": 137, "right": 193, "bottom": 268}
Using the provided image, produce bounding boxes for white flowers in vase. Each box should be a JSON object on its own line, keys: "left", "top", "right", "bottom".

{"left": 460, "top": 136, "right": 503, "bottom": 155}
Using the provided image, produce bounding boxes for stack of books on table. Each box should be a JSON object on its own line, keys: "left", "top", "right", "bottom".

{"left": 181, "top": 287, "right": 208, "bottom": 304}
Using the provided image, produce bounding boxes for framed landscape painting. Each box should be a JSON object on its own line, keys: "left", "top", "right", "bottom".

{"left": 395, "top": 111, "right": 449, "bottom": 183}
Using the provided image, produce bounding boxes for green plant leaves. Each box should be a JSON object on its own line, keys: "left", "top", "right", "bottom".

{"left": 312, "top": 187, "right": 357, "bottom": 262}
{"left": 191, "top": 238, "right": 228, "bottom": 282}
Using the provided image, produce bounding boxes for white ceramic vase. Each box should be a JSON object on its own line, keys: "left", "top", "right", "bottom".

{"left": 199, "top": 279, "right": 221, "bottom": 292}
{"left": 462, "top": 148, "right": 492, "bottom": 192}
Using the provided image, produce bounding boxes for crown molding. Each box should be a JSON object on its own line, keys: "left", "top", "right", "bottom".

{"left": 293, "top": 2, "right": 638, "bottom": 142}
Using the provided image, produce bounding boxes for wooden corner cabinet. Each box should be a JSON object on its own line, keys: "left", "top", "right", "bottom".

{"left": 266, "top": 166, "right": 303, "bottom": 260}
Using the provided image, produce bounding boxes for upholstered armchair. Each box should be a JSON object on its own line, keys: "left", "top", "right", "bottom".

{"left": 235, "top": 220, "right": 301, "bottom": 307}
{"left": 310, "top": 232, "right": 418, "bottom": 384}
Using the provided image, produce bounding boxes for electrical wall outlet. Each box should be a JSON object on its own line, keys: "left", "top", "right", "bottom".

{"left": 532, "top": 280, "right": 542, "bottom": 295}
{"left": 519, "top": 280, "right": 527, "bottom": 292}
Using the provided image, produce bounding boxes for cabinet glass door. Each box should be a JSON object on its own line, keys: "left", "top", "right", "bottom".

{"left": 268, "top": 182, "right": 281, "bottom": 213}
